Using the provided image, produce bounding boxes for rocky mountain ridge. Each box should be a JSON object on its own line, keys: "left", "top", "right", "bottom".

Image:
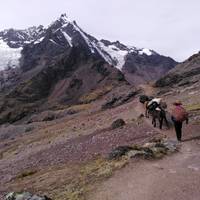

{"left": 0, "top": 25, "right": 46, "bottom": 48}
{"left": 0, "top": 14, "right": 177, "bottom": 82}
{"left": 155, "top": 51, "right": 200, "bottom": 88}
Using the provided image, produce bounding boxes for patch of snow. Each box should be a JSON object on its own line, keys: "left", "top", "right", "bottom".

{"left": 0, "top": 39, "right": 22, "bottom": 71}
{"left": 34, "top": 37, "right": 44, "bottom": 44}
{"left": 62, "top": 24, "right": 69, "bottom": 28}
{"left": 61, "top": 31, "right": 73, "bottom": 47}
{"left": 72, "top": 22, "right": 96, "bottom": 54}
{"left": 98, "top": 42, "right": 128, "bottom": 70}
{"left": 9, "top": 41, "right": 17, "bottom": 44}
{"left": 49, "top": 39, "right": 62, "bottom": 47}
{"left": 128, "top": 46, "right": 137, "bottom": 53}
{"left": 139, "top": 48, "right": 153, "bottom": 56}
{"left": 92, "top": 41, "right": 113, "bottom": 64}
{"left": 24, "top": 41, "right": 31, "bottom": 44}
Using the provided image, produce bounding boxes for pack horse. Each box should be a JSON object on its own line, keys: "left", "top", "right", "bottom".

{"left": 139, "top": 95, "right": 169, "bottom": 129}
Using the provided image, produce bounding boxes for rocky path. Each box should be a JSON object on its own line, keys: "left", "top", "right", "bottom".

{"left": 89, "top": 85, "right": 200, "bottom": 200}
{"left": 89, "top": 135, "right": 200, "bottom": 200}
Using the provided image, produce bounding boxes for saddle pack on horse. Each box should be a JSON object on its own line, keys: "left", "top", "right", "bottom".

{"left": 147, "top": 98, "right": 162, "bottom": 111}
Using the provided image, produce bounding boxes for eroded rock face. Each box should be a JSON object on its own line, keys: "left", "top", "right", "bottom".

{"left": 5, "top": 192, "right": 52, "bottom": 200}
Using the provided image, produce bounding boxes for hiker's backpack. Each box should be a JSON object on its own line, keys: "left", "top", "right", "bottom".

{"left": 147, "top": 101, "right": 159, "bottom": 111}
{"left": 172, "top": 106, "right": 188, "bottom": 122}
{"left": 139, "top": 95, "right": 149, "bottom": 104}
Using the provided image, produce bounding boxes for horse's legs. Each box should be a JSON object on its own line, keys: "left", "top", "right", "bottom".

{"left": 164, "top": 116, "right": 169, "bottom": 128}
{"left": 153, "top": 117, "right": 156, "bottom": 127}
{"left": 145, "top": 108, "right": 149, "bottom": 118}
{"left": 159, "top": 117, "right": 163, "bottom": 129}
{"left": 151, "top": 113, "right": 154, "bottom": 125}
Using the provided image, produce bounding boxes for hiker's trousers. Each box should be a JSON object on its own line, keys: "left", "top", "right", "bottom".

{"left": 173, "top": 121, "right": 183, "bottom": 141}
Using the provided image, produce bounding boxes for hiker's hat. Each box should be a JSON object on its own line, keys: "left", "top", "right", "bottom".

{"left": 173, "top": 100, "right": 182, "bottom": 105}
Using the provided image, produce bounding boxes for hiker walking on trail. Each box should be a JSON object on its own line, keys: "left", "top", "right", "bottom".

{"left": 171, "top": 101, "right": 189, "bottom": 142}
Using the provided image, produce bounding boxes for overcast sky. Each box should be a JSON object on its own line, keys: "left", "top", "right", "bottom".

{"left": 0, "top": 0, "right": 200, "bottom": 61}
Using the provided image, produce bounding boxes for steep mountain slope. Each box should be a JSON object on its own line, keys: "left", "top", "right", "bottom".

{"left": 0, "top": 58, "right": 133, "bottom": 124}
{"left": 0, "top": 14, "right": 177, "bottom": 124}
{"left": 122, "top": 50, "right": 177, "bottom": 84}
{"left": 156, "top": 52, "right": 200, "bottom": 88}
{"left": 0, "top": 15, "right": 137, "bottom": 124}
{"left": 155, "top": 52, "right": 200, "bottom": 119}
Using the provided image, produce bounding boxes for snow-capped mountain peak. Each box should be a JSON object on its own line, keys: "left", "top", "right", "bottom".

{"left": 59, "top": 13, "right": 71, "bottom": 23}
{"left": 48, "top": 13, "right": 73, "bottom": 31}
{"left": 27, "top": 14, "right": 160, "bottom": 70}
{"left": 0, "top": 13, "right": 176, "bottom": 74}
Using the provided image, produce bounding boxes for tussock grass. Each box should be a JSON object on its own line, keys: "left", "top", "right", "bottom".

{"left": 186, "top": 103, "right": 200, "bottom": 111}
{"left": 54, "top": 157, "right": 128, "bottom": 200}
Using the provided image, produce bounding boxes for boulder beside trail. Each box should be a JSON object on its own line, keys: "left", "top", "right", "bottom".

{"left": 111, "top": 119, "right": 126, "bottom": 129}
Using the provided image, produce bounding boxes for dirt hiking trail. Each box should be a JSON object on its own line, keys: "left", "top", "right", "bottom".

{"left": 89, "top": 85, "right": 200, "bottom": 200}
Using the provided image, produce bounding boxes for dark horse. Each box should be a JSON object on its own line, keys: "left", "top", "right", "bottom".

{"left": 145, "top": 99, "right": 169, "bottom": 129}
{"left": 149, "top": 107, "right": 169, "bottom": 129}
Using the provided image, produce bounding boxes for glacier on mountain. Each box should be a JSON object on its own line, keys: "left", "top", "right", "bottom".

{"left": 0, "top": 39, "right": 22, "bottom": 70}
